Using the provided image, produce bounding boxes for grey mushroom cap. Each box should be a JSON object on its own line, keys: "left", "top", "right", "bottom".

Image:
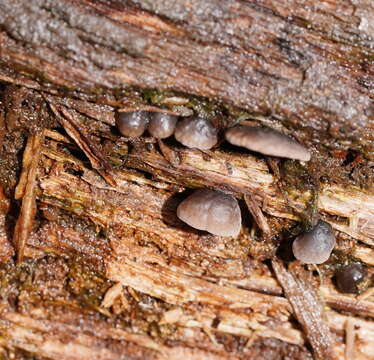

{"left": 225, "top": 126, "right": 311, "bottom": 161}
{"left": 174, "top": 117, "right": 217, "bottom": 150}
{"left": 116, "top": 111, "right": 149, "bottom": 137}
{"left": 177, "top": 189, "right": 241, "bottom": 237}
{"left": 148, "top": 113, "right": 178, "bottom": 139}
{"left": 292, "top": 220, "right": 336, "bottom": 264}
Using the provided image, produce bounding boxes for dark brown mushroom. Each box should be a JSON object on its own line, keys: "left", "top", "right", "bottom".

{"left": 336, "top": 263, "right": 366, "bottom": 294}
{"left": 174, "top": 117, "right": 217, "bottom": 150}
{"left": 225, "top": 125, "right": 311, "bottom": 161}
{"left": 177, "top": 189, "right": 241, "bottom": 237}
{"left": 148, "top": 113, "right": 178, "bottom": 139}
{"left": 292, "top": 220, "right": 336, "bottom": 264}
{"left": 116, "top": 111, "right": 149, "bottom": 137}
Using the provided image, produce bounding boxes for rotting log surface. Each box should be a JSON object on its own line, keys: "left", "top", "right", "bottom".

{"left": 0, "top": 1, "right": 374, "bottom": 360}
{"left": 0, "top": 107, "right": 373, "bottom": 359}
{"left": 0, "top": 0, "right": 374, "bottom": 157}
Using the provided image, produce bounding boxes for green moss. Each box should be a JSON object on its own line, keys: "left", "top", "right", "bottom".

{"left": 0, "top": 257, "right": 111, "bottom": 314}
{"left": 66, "top": 260, "right": 111, "bottom": 311}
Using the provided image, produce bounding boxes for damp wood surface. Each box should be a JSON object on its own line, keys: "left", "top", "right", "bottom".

{"left": 0, "top": 122, "right": 372, "bottom": 359}
{"left": 0, "top": 0, "right": 374, "bottom": 158}
{"left": 0, "top": 1, "right": 373, "bottom": 360}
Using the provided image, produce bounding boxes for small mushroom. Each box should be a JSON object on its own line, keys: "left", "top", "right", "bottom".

{"left": 148, "top": 113, "right": 178, "bottom": 139}
{"left": 225, "top": 126, "right": 310, "bottom": 161}
{"left": 336, "top": 263, "right": 366, "bottom": 294}
{"left": 292, "top": 220, "right": 336, "bottom": 264}
{"left": 174, "top": 117, "right": 217, "bottom": 150}
{"left": 177, "top": 189, "right": 241, "bottom": 237}
{"left": 116, "top": 111, "right": 149, "bottom": 137}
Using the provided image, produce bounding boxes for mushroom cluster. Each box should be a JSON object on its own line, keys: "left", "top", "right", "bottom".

{"left": 115, "top": 111, "right": 322, "bottom": 250}
{"left": 116, "top": 111, "right": 178, "bottom": 140}
{"left": 116, "top": 111, "right": 351, "bottom": 292}
{"left": 116, "top": 111, "right": 311, "bottom": 162}
{"left": 115, "top": 107, "right": 359, "bottom": 299}
{"left": 116, "top": 111, "right": 217, "bottom": 150}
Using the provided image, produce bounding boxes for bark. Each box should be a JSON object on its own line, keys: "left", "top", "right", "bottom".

{"left": 0, "top": 185, "right": 13, "bottom": 262}
{"left": 272, "top": 260, "right": 335, "bottom": 360}
{"left": 0, "top": 121, "right": 369, "bottom": 359}
{"left": 0, "top": 0, "right": 374, "bottom": 158}
{"left": 0, "top": 1, "right": 373, "bottom": 360}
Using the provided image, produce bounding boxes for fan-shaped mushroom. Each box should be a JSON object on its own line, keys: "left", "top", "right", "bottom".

{"left": 225, "top": 125, "right": 310, "bottom": 161}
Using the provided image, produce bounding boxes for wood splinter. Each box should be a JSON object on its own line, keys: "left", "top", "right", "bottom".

{"left": 48, "top": 102, "right": 117, "bottom": 187}
{"left": 13, "top": 133, "right": 44, "bottom": 263}
{"left": 244, "top": 194, "right": 270, "bottom": 234}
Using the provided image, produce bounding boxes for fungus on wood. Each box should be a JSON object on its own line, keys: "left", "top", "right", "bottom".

{"left": 148, "top": 113, "right": 178, "bottom": 139}
{"left": 292, "top": 220, "right": 336, "bottom": 264}
{"left": 225, "top": 126, "right": 311, "bottom": 161}
{"left": 336, "top": 263, "right": 367, "bottom": 294}
{"left": 0, "top": 1, "right": 373, "bottom": 360}
{"left": 116, "top": 111, "right": 150, "bottom": 137}
{"left": 176, "top": 189, "right": 241, "bottom": 236}
{"left": 174, "top": 117, "right": 217, "bottom": 150}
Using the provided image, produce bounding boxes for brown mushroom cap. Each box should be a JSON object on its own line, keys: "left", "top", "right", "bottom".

{"left": 292, "top": 220, "right": 336, "bottom": 264}
{"left": 116, "top": 111, "right": 149, "bottom": 137}
{"left": 225, "top": 126, "right": 311, "bottom": 161}
{"left": 177, "top": 189, "right": 241, "bottom": 237}
{"left": 148, "top": 113, "right": 178, "bottom": 139}
{"left": 336, "top": 263, "right": 366, "bottom": 294}
{"left": 174, "top": 117, "right": 217, "bottom": 150}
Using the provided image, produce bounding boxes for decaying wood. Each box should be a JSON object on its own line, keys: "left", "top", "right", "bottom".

{"left": 244, "top": 194, "right": 271, "bottom": 234}
{"left": 48, "top": 103, "right": 117, "bottom": 187}
{"left": 2, "top": 292, "right": 373, "bottom": 360}
{"left": 5, "top": 138, "right": 366, "bottom": 358}
{"left": 1, "top": 312, "right": 232, "bottom": 360}
{"left": 0, "top": 0, "right": 374, "bottom": 158}
{"left": 31, "top": 100, "right": 374, "bottom": 249}
{"left": 13, "top": 133, "right": 44, "bottom": 263}
{"left": 0, "top": 0, "right": 373, "bottom": 359}
{"left": 107, "top": 260, "right": 299, "bottom": 344}
{"left": 0, "top": 114, "right": 371, "bottom": 359}
{"left": 16, "top": 211, "right": 374, "bottom": 359}
{"left": 0, "top": 185, "right": 13, "bottom": 262}
{"left": 20, "top": 219, "right": 374, "bottom": 355}
{"left": 271, "top": 260, "right": 335, "bottom": 360}
{"left": 37, "top": 135, "right": 374, "bottom": 298}
{"left": 128, "top": 143, "right": 374, "bottom": 247}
